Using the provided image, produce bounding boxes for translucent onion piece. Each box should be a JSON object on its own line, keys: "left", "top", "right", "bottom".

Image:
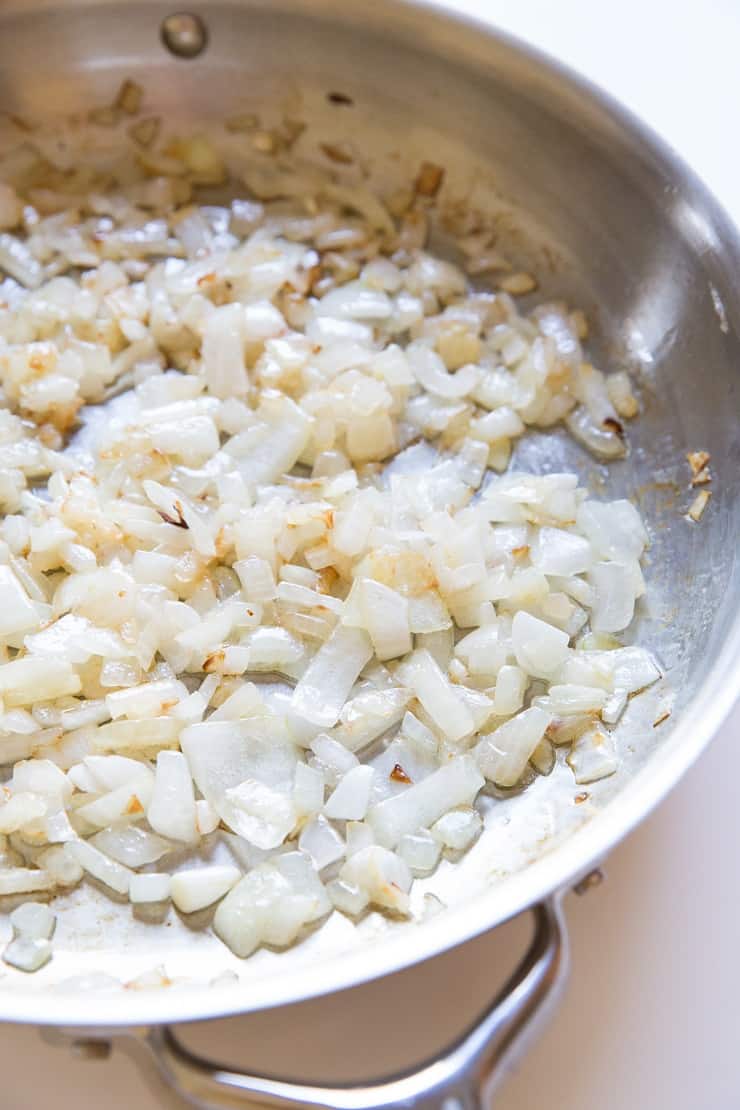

{"left": 367, "top": 757, "right": 484, "bottom": 848}
{"left": 475, "top": 706, "right": 553, "bottom": 788}
{"left": 291, "top": 626, "right": 373, "bottom": 729}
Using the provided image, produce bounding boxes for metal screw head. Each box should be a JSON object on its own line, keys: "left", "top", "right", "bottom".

{"left": 71, "top": 1038, "right": 112, "bottom": 1060}
{"left": 573, "top": 867, "right": 605, "bottom": 896}
{"left": 160, "top": 12, "right": 208, "bottom": 59}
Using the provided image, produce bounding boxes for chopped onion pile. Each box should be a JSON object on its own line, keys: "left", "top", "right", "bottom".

{"left": 0, "top": 128, "right": 659, "bottom": 964}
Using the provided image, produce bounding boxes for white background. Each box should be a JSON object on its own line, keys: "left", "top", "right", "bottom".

{"left": 2, "top": 2, "right": 739, "bottom": 1107}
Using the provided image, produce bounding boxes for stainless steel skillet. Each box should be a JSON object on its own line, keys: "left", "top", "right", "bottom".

{"left": 0, "top": 1, "right": 739, "bottom": 1105}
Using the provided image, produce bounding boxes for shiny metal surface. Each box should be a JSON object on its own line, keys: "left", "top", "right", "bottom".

{"left": 48, "top": 898, "right": 567, "bottom": 1110}
{"left": 0, "top": 0, "right": 737, "bottom": 1046}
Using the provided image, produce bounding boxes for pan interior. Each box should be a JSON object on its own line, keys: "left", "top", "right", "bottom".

{"left": 0, "top": 0, "right": 736, "bottom": 1024}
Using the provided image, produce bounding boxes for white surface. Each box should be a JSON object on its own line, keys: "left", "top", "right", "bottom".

{"left": 1, "top": 2, "right": 738, "bottom": 1108}
{"left": 459, "top": 0, "right": 740, "bottom": 229}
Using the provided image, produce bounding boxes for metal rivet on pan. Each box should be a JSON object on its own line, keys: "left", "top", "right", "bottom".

{"left": 70, "top": 1038, "right": 112, "bottom": 1060}
{"left": 160, "top": 12, "right": 209, "bottom": 59}
{"left": 573, "top": 867, "right": 604, "bottom": 895}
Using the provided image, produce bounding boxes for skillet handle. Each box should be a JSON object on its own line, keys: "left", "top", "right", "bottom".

{"left": 113, "top": 894, "right": 569, "bottom": 1110}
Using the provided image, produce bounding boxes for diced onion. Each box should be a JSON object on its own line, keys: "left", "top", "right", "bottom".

{"left": 291, "top": 626, "right": 373, "bottom": 728}
{"left": 9, "top": 902, "right": 56, "bottom": 940}
{"left": 323, "top": 765, "right": 374, "bottom": 821}
{"left": 170, "top": 865, "right": 241, "bottom": 913}
{"left": 129, "top": 872, "right": 171, "bottom": 903}
{"left": 69, "top": 840, "right": 133, "bottom": 895}
{"left": 3, "top": 936, "right": 52, "bottom": 972}
{"left": 367, "top": 757, "right": 484, "bottom": 848}
{"left": 567, "top": 725, "right": 618, "bottom": 784}
{"left": 0, "top": 126, "right": 661, "bottom": 965}
{"left": 396, "top": 650, "right": 475, "bottom": 743}
{"left": 147, "top": 751, "right": 198, "bottom": 844}
{"left": 475, "top": 706, "right": 552, "bottom": 788}
{"left": 512, "top": 612, "right": 570, "bottom": 679}
{"left": 339, "top": 846, "right": 412, "bottom": 914}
